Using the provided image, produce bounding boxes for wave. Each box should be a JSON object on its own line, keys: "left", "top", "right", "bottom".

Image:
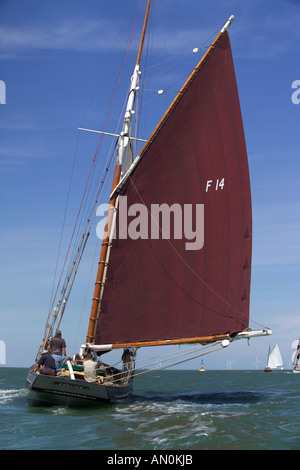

{"left": 0, "top": 388, "right": 27, "bottom": 404}
{"left": 132, "top": 390, "right": 264, "bottom": 405}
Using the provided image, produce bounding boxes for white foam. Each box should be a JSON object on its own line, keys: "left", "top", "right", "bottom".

{"left": 0, "top": 388, "right": 27, "bottom": 404}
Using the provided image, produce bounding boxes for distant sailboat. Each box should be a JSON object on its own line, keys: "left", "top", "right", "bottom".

{"left": 199, "top": 360, "right": 205, "bottom": 372}
{"left": 264, "top": 344, "right": 283, "bottom": 372}
{"left": 292, "top": 338, "right": 300, "bottom": 373}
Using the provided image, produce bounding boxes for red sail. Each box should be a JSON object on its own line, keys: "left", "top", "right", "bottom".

{"left": 95, "top": 31, "right": 252, "bottom": 346}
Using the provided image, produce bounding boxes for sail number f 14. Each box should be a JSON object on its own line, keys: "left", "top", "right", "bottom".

{"left": 206, "top": 178, "right": 225, "bottom": 192}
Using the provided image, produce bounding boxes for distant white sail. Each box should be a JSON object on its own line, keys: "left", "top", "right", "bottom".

{"left": 267, "top": 344, "right": 283, "bottom": 369}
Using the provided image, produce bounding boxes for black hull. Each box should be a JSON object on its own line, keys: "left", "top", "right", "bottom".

{"left": 26, "top": 370, "right": 133, "bottom": 406}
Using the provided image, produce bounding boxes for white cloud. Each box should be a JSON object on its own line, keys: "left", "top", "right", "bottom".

{"left": 0, "top": 21, "right": 210, "bottom": 60}
{"left": 0, "top": 20, "right": 129, "bottom": 57}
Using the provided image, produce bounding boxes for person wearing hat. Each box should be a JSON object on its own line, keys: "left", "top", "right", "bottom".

{"left": 30, "top": 350, "right": 56, "bottom": 376}
{"left": 48, "top": 330, "right": 68, "bottom": 372}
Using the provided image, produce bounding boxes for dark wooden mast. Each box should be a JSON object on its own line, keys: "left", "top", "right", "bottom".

{"left": 86, "top": 0, "right": 152, "bottom": 344}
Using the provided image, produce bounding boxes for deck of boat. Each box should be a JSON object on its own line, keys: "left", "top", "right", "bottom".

{"left": 26, "top": 366, "right": 134, "bottom": 406}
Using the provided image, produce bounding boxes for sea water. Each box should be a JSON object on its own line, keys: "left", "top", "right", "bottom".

{"left": 0, "top": 367, "right": 299, "bottom": 450}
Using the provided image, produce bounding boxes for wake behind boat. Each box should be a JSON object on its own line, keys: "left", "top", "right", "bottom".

{"left": 26, "top": 1, "right": 271, "bottom": 407}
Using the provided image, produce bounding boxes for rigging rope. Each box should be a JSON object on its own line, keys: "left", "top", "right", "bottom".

{"left": 103, "top": 341, "right": 225, "bottom": 385}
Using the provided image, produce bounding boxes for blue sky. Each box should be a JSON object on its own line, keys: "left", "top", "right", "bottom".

{"left": 0, "top": 0, "right": 299, "bottom": 369}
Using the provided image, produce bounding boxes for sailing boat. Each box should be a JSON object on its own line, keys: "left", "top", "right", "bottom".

{"left": 264, "top": 344, "right": 283, "bottom": 372}
{"left": 199, "top": 360, "right": 205, "bottom": 372}
{"left": 292, "top": 338, "right": 300, "bottom": 373}
{"left": 26, "top": 1, "right": 271, "bottom": 406}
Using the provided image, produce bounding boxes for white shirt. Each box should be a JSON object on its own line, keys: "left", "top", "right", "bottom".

{"left": 83, "top": 359, "right": 98, "bottom": 382}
